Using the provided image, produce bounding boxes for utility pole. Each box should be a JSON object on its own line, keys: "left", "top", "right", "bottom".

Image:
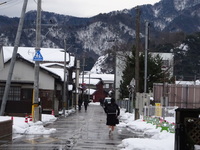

{"left": 0, "top": 0, "right": 28, "bottom": 116}
{"left": 33, "top": 0, "right": 41, "bottom": 122}
{"left": 81, "top": 53, "right": 85, "bottom": 102}
{"left": 114, "top": 50, "right": 117, "bottom": 100}
{"left": 82, "top": 53, "right": 85, "bottom": 84}
{"left": 106, "top": 38, "right": 118, "bottom": 100}
{"left": 135, "top": 6, "right": 140, "bottom": 120}
{"left": 63, "top": 39, "right": 67, "bottom": 114}
{"left": 75, "top": 60, "right": 80, "bottom": 109}
{"left": 88, "top": 73, "right": 90, "bottom": 102}
{"left": 144, "top": 21, "right": 150, "bottom": 93}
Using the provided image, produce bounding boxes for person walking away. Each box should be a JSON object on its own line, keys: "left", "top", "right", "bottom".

{"left": 104, "top": 98, "right": 120, "bottom": 135}
{"left": 78, "top": 98, "right": 82, "bottom": 111}
{"left": 99, "top": 98, "right": 103, "bottom": 107}
{"left": 84, "top": 99, "right": 88, "bottom": 111}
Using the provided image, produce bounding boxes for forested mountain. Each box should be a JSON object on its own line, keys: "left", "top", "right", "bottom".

{"left": 0, "top": 0, "right": 200, "bottom": 73}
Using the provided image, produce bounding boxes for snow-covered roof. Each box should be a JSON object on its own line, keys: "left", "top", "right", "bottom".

{"left": 3, "top": 46, "right": 75, "bottom": 67}
{"left": 151, "top": 52, "right": 174, "bottom": 60}
{"left": 40, "top": 64, "right": 65, "bottom": 81}
{"left": 81, "top": 73, "right": 114, "bottom": 82}
{"left": 84, "top": 89, "right": 96, "bottom": 95}
{"left": 2, "top": 46, "right": 75, "bottom": 81}
{"left": 79, "top": 77, "right": 101, "bottom": 85}
{"left": 175, "top": 80, "right": 200, "bottom": 85}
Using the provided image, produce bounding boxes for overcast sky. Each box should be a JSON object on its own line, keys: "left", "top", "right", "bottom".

{"left": 0, "top": 0, "right": 160, "bottom": 18}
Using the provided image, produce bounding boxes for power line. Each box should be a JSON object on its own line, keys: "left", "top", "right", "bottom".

{"left": 0, "top": 1, "right": 7, "bottom": 5}
{"left": 0, "top": 0, "right": 23, "bottom": 10}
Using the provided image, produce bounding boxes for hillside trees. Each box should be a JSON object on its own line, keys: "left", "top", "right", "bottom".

{"left": 149, "top": 32, "right": 200, "bottom": 81}
{"left": 119, "top": 46, "right": 167, "bottom": 99}
{"left": 174, "top": 32, "right": 200, "bottom": 80}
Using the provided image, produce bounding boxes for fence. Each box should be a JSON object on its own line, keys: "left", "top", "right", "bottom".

{"left": 117, "top": 99, "right": 177, "bottom": 119}
{"left": 153, "top": 83, "right": 200, "bottom": 108}
{"left": 116, "top": 100, "right": 129, "bottom": 111}
{"left": 143, "top": 106, "right": 178, "bottom": 120}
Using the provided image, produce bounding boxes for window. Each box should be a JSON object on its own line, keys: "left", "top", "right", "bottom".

{"left": 0, "top": 86, "right": 21, "bottom": 101}
{"left": 103, "top": 84, "right": 109, "bottom": 89}
{"left": 162, "top": 60, "right": 170, "bottom": 67}
{"left": 21, "top": 89, "right": 32, "bottom": 101}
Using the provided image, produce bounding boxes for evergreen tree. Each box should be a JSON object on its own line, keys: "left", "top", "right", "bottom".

{"left": 120, "top": 46, "right": 166, "bottom": 99}
{"left": 85, "top": 57, "right": 95, "bottom": 71}
{"left": 174, "top": 32, "right": 200, "bottom": 80}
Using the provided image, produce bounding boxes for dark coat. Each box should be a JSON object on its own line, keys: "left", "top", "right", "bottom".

{"left": 84, "top": 99, "right": 88, "bottom": 106}
{"left": 78, "top": 99, "right": 82, "bottom": 106}
{"left": 104, "top": 103, "right": 120, "bottom": 126}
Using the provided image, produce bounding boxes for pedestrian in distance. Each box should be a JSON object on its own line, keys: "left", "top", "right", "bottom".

{"left": 99, "top": 98, "right": 103, "bottom": 107}
{"left": 78, "top": 98, "right": 82, "bottom": 111}
{"left": 84, "top": 99, "right": 89, "bottom": 112}
{"left": 104, "top": 98, "right": 120, "bottom": 135}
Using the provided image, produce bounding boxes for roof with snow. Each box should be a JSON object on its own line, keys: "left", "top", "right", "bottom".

{"left": 175, "top": 80, "right": 200, "bottom": 85}
{"left": 2, "top": 46, "right": 75, "bottom": 81}
{"left": 79, "top": 77, "right": 101, "bottom": 85}
{"left": 151, "top": 52, "right": 174, "bottom": 60}
{"left": 2, "top": 46, "right": 74, "bottom": 66}
{"left": 81, "top": 73, "right": 114, "bottom": 82}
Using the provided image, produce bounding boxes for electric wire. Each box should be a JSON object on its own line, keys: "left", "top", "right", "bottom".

{"left": 0, "top": 0, "right": 23, "bottom": 11}
{"left": 0, "top": 1, "right": 7, "bottom": 5}
{"left": 0, "top": 0, "right": 43, "bottom": 16}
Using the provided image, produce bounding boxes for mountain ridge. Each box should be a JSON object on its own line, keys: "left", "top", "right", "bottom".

{"left": 0, "top": 0, "right": 200, "bottom": 69}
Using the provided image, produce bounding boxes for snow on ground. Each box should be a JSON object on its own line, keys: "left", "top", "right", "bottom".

{"left": 118, "top": 108, "right": 175, "bottom": 150}
{"left": 0, "top": 103, "right": 175, "bottom": 150}
{"left": 0, "top": 114, "right": 57, "bottom": 135}
{"left": 0, "top": 109, "right": 76, "bottom": 136}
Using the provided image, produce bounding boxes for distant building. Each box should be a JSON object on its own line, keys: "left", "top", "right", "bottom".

{"left": 79, "top": 74, "right": 114, "bottom": 102}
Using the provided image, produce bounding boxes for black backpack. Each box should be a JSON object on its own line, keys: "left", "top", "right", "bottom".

{"left": 106, "top": 104, "right": 117, "bottom": 114}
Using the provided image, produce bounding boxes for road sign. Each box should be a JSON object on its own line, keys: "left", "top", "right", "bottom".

{"left": 33, "top": 50, "right": 43, "bottom": 61}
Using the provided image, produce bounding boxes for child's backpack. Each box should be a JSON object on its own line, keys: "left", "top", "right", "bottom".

{"left": 106, "top": 104, "right": 117, "bottom": 114}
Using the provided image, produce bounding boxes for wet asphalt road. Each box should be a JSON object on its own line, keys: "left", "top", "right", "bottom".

{"left": 0, "top": 104, "right": 135, "bottom": 150}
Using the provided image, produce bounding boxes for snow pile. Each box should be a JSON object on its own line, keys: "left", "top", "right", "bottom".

{"left": 118, "top": 109, "right": 175, "bottom": 150}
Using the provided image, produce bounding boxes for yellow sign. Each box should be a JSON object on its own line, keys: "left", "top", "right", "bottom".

{"left": 155, "top": 103, "right": 162, "bottom": 117}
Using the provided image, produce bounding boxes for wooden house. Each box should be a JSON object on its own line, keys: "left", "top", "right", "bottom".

{"left": 0, "top": 46, "right": 75, "bottom": 116}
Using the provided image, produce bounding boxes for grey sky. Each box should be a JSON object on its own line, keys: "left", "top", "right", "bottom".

{"left": 0, "top": 0, "right": 160, "bottom": 17}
